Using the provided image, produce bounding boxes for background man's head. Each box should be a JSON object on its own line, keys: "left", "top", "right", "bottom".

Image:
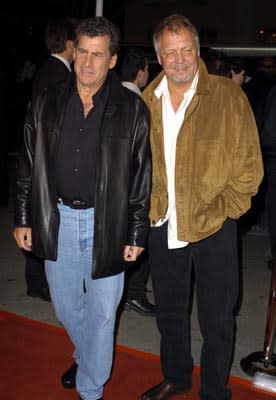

{"left": 118, "top": 46, "right": 149, "bottom": 89}
{"left": 45, "top": 17, "right": 78, "bottom": 63}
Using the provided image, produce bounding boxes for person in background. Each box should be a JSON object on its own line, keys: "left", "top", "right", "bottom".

{"left": 141, "top": 14, "right": 263, "bottom": 400}
{"left": 32, "top": 16, "right": 78, "bottom": 99}
{"left": 202, "top": 48, "right": 228, "bottom": 76}
{"left": 118, "top": 46, "right": 155, "bottom": 316}
{"left": 24, "top": 16, "right": 78, "bottom": 302}
{"left": 13, "top": 16, "right": 151, "bottom": 400}
{"left": 120, "top": 46, "right": 149, "bottom": 94}
{"left": 229, "top": 62, "right": 247, "bottom": 87}
{"left": 246, "top": 56, "right": 276, "bottom": 132}
{"left": 241, "top": 58, "right": 276, "bottom": 239}
{"left": 260, "top": 83, "right": 276, "bottom": 263}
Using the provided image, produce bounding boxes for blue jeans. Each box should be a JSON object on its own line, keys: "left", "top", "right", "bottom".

{"left": 45, "top": 203, "right": 124, "bottom": 400}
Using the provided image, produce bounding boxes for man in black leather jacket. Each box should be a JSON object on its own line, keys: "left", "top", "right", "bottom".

{"left": 13, "top": 17, "right": 151, "bottom": 400}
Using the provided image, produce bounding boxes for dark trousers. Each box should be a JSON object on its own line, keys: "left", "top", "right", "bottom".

{"left": 148, "top": 219, "right": 239, "bottom": 400}
{"left": 24, "top": 251, "right": 48, "bottom": 292}
{"left": 125, "top": 249, "right": 150, "bottom": 300}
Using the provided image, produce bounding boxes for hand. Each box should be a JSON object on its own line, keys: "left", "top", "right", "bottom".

{"left": 123, "top": 245, "right": 144, "bottom": 262}
{"left": 13, "top": 227, "right": 32, "bottom": 251}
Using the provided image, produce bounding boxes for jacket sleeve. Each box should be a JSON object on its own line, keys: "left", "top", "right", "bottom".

{"left": 127, "top": 99, "right": 152, "bottom": 248}
{"left": 14, "top": 101, "right": 36, "bottom": 227}
{"left": 224, "top": 91, "right": 264, "bottom": 219}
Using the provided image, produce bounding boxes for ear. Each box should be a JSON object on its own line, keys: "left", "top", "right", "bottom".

{"left": 157, "top": 54, "right": 162, "bottom": 66}
{"left": 136, "top": 69, "right": 143, "bottom": 80}
{"left": 136, "top": 69, "right": 144, "bottom": 86}
{"left": 66, "top": 40, "right": 75, "bottom": 62}
{"left": 109, "top": 54, "right": 117, "bottom": 70}
{"left": 66, "top": 39, "right": 74, "bottom": 51}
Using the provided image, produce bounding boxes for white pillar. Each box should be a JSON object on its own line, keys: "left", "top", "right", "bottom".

{"left": 95, "top": 0, "right": 104, "bottom": 16}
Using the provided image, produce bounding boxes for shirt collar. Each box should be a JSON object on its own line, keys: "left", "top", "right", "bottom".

{"left": 121, "top": 81, "right": 141, "bottom": 96}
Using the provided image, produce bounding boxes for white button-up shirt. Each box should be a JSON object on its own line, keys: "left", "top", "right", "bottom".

{"left": 154, "top": 72, "right": 198, "bottom": 249}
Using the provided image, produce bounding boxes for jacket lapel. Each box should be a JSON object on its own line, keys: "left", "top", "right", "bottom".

{"left": 149, "top": 94, "right": 168, "bottom": 190}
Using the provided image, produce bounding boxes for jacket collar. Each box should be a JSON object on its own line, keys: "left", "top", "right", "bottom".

{"left": 196, "top": 58, "right": 211, "bottom": 95}
{"left": 55, "top": 70, "right": 127, "bottom": 122}
{"left": 107, "top": 70, "right": 129, "bottom": 104}
{"left": 104, "top": 70, "right": 128, "bottom": 118}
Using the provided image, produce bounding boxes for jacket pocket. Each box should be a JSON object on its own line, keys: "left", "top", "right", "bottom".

{"left": 191, "top": 193, "right": 228, "bottom": 235}
{"left": 193, "top": 140, "right": 230, "bottom": 204}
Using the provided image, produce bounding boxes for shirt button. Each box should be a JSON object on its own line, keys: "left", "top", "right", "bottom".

{"left": 74, "top": 168, "right": 78, "bottom": 172}
{"left": 76, "top": 148, "right": 80, "bottom": 152}
{"left": 80, "top": 128, "right": 83, "bottom": 132}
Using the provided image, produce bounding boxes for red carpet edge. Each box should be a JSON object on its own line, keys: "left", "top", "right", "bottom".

{"left": 0, "top": 308, "right": 272, "bottom": 398}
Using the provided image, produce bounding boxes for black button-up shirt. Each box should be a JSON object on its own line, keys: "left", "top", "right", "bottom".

{"left": 55, "top": 76, "right": 110, "bottom": 206}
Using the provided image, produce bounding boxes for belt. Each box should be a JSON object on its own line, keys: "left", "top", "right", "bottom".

{"left": 58, "top": 198, "right": 94, "bottom": 210}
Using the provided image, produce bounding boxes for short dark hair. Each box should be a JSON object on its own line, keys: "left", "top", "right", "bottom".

{"left": 153, "top": 14, "right": 200, "bottom": 55}
{"left": 45, "top": 17, "right": 78, "bottom": 54}
{"left": 119, "top": 46, "right": 148, "bottom": 82}
{"left": 74, "top": 16, "right": 120, "bottom": 57}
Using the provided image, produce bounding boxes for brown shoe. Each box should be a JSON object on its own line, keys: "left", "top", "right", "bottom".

{"left": 141, "top": 380, "right": 191, "bottom": 399}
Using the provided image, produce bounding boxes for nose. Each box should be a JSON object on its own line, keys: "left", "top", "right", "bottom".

{"left": 174, "top": 50, "right": 186, "bottom": 63}
{"left": 84, "top": 54, "right": 93, "bottom": 66}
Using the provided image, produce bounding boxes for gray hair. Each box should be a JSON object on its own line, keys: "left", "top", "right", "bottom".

{"left": 153, "top": 14, "right": 200, "bottom": 55}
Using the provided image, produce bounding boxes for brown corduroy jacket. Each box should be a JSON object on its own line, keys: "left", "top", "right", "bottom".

{"left": 142, "top": 58, "right": 264, "bottom": 242}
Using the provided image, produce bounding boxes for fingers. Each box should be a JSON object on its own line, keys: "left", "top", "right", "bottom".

{"left": 123, "top": 245, "right": 144, "bottom": 262}
{"left": 13, "top": 227, "right": 32, "bottom": 251}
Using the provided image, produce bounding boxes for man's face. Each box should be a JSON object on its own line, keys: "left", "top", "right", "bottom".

{"left": 157, "top": 27, "right": 199, "bottom": 87}
{"left": 74, "top": 34, "right": 117, "bottom": 91}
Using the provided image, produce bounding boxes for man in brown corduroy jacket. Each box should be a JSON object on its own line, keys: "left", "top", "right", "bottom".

{"left": 141, "top": 13, "right": 263, "bottom": 400}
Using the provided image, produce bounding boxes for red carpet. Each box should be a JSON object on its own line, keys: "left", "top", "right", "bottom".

{"left": 0, "top": 309, "right": 274, "bottom": 400}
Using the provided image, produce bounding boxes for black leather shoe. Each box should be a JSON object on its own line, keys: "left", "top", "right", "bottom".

{"left": 125, "top": 298, "right": 155, "bottom": 316}
{"left": 27, "top": 286, "right": 51, "bottom": 302}
{"left": 61, "top": 362, "right": 78, "bottom": 388}
{"left": 141, "top": 380, "right": 191, "bottom": 399}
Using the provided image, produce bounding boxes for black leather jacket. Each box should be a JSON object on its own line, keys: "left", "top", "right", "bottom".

{"left": 14, "top": 71, "right": 152, "bottom": 279}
